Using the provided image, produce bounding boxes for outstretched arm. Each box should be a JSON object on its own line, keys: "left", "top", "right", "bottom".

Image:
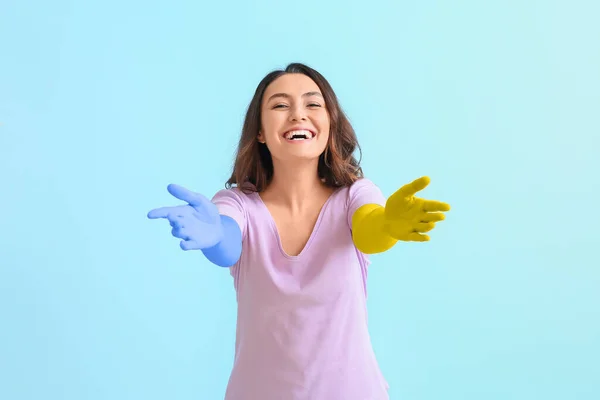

{"left": 352, "top": 176, "right": 450, "bottom": 254}
{"left": 201, "top": 215, "right": 242, "bottom": 267}
{"left": 148, "top": 184, "right": 243, "bottom": 268}
{"left": 352, "top": 203, "right": 398, "bottom": 254}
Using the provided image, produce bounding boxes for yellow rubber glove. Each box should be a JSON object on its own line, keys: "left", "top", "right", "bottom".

{"left": 384, "top": 176, "right": 450, "bottom": 242}
{"left": 352, "top": 176, "right": 450, "bottom": 254}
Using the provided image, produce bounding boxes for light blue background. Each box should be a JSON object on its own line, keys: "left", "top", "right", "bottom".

{"left": 1, "top": 0, "right": 599, "bottom": 399}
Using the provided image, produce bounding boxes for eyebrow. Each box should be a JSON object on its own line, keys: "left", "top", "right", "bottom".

{"left": 266, "top": 91, "right": 323, "bottom": 102}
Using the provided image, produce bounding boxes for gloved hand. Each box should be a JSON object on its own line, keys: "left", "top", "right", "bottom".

{"left": 384, "top": 176, "right": 450, "bottom": 242}
{"left": 147, "top": 184, "right": 224, "bottom": 250}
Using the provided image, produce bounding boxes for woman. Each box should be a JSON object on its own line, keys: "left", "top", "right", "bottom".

{"left": 148, "top": 63, "right": 450, "bottom": 400}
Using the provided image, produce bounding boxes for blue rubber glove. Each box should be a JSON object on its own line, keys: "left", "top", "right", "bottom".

{"left": 147, "top": 184, "right": 242, "bottom": 267}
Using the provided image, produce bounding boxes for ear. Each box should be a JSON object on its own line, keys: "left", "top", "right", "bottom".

{"left": 257, "top": 132, "right": 265, "bottom": 144}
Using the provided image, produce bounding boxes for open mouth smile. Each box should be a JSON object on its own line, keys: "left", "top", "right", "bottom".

{"left": 282, "top": 129, "right": 316, "bottom": 142}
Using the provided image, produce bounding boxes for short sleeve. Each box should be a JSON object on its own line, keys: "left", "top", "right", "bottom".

{"left": 211, "top": 188, "right": 247, "bottom": 239}
{"left": 346, "top": 178, "right": 386, "bottom": 229}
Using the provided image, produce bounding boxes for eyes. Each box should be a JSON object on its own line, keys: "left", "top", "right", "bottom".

{"left": 272, "top": 103, "right": 322, "bottom": 110}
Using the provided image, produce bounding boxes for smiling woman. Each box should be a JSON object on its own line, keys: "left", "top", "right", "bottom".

{"left": 227, "top": 63, "right": 363, "bottom": 193}
{"left": 148, "top": 62, "right": 451, "bottom": 400}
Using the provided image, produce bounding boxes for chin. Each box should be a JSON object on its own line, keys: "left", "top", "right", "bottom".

{"left": 273, "top": 150, "right": 322, "bottom": 164}
{"left": 289, "top": 152, "right": 322, "bottom": 161}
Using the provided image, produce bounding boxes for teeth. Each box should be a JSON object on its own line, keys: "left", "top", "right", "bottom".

{"left": 285, "top": 130, "right": 313, "bottom": 140}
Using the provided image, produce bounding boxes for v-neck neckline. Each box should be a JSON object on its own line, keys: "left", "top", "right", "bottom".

{"left": 254, "top": 188, "right": 341, "bottom": 260}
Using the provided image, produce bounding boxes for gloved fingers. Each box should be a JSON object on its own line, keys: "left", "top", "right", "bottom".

{"left": 167, "top": 184, "right": 211, "bottom": 208}
{"left": 148, "top": 205, "right": 189, "bottom": 219}
{"left": 171, "top": 226, "right": 190, "bottom": 240}
{"left": 387, "top": 178, "right": 430, "bottom": 213}
{"left": 396, "top": 176, "right": 431, "bottom": 198}
{"left": 420, "top": 212, "right": 445, "bottom": 223}
{"left": 180, "top": 239, "right": 200, "bottom": 251}
{"left": 147, "top": 206, "right": 175, "bottom": 219}
{"left": 407, "top": 232, "right": 430, "bottom": 242}
{"left": 413, "top": 222, "right": 435, "bottom": 233}
{"left": 422, "top": 199, "right": 450, "bottom": 212}
{"left": 169, "top": 217, "right": 185, "bottom": 229}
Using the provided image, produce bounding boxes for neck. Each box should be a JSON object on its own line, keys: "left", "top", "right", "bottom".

{"left": 263, "top": 159, "right": 328, "bottom": 213}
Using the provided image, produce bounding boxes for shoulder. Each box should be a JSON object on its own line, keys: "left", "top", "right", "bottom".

{"left": 327, "top": 178, "right": 384, "bottom": 206}
{"left": 347, "top": 178, "right": 385, "bottom": 201}
{"left": 212, "top": 186, "right": 246, "bottom": 203}
{"left": 211, "top": 186, "right": 259, "bottom": 236}
{"left": 331, "top": 178, "right": 386, "bottom": 228}
{"left": 212, "top": 185, "right": 260, "bottom": 204}
{"left": 212, "top": 185, "right": 266, "bottom": 214}
{"left": 348, "top": 177, "right": 379, "bottom": 193}
{"left": 342, "top": 178, "right": 386, "bottom": 213}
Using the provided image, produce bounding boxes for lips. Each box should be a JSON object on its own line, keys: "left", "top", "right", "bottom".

{"left": 282, "top": 129, "right": 316, "bottom": 141}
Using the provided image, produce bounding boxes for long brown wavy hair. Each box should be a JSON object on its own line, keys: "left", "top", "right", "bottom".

{"left": 226, "top": 62, "right": 363, "bottom": 193}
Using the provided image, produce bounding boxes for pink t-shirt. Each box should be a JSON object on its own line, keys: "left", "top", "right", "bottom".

{"left": 212, "top": 178, "right": 390, "bottom": 400}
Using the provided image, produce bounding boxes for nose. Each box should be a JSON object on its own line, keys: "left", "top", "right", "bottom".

{"left": 289, "top": 104, "right": 307, "bottom": 121}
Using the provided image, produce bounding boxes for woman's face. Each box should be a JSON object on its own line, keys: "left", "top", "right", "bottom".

{"left": 258, "top": 73, "right": 330, "bottom": 165}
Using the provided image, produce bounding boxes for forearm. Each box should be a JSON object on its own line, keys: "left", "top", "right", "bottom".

{"left": 351, "top": 204, "right": 397, "bottom": 254}
{"left": 201, "top": 215, "right": 242, "bottom": 267}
